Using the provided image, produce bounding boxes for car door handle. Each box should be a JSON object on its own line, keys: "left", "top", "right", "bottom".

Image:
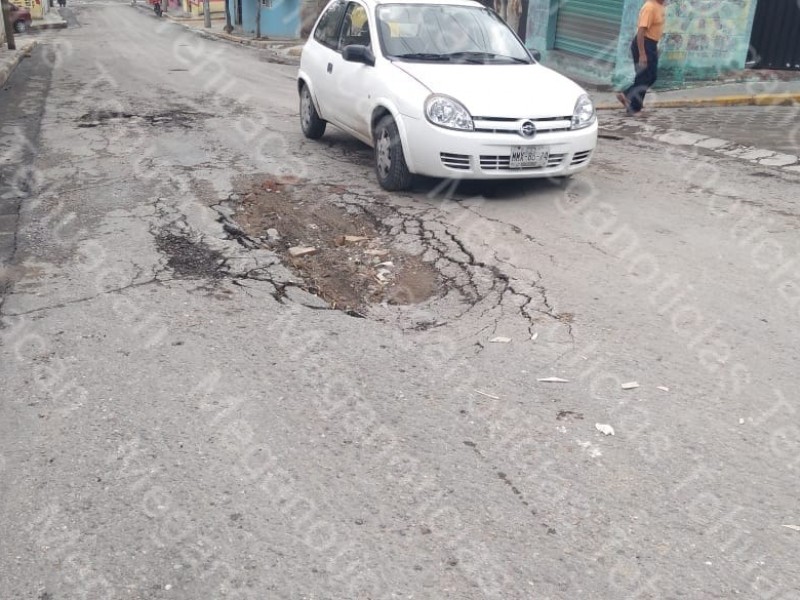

{"left": 327, "top": 63, "right": 333, "bottom": 74}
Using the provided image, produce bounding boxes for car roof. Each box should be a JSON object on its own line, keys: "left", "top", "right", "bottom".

{"left": 370, "top": 0, "right": 484, "bottom": 8}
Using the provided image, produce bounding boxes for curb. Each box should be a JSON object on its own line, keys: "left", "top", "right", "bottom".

{"left": 599, "top": 114, "right": 800, "bottom": 176}
{"left": 161, "top": 11, "right": 302, "bottom": 63}
{"left": 597, "top": 92, "right": 800, "bottom": 111}
{"left": 30, "top": 20, "right": 68, "bottom": 30}
{"left": 0, "top": 39, "right": 38, "bottom": 89}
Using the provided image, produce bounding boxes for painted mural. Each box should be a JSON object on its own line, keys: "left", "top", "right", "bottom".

{"left": 525, "top": 0, "right": 759, "bottom": 87}
{"left": 657, "top": 0, "right": 758, "bottom": 83}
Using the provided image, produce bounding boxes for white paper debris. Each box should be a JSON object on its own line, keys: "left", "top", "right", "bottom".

{"left": 621, "top": 382, "right": 639, "bottom": 390}
{"left": 474, "top": 389, "right": 500, "bottom": 400}
{"left": 595, "top": 423, "right": 615, "bottom": 436}
{"left": 657, "top": 386, "right": 670, "bottom": 392}
{"left": 782, "top": 524, "right": 800, "bottom": 532}
{"left": 739, "top": 418, "right": 745, "bottom": 425}
{"left": 490, "top": 336, "right": 512, "bottom": 343}
{"left": 530, "top": 332, "right": 539, "bottom": 341}
{"left": 537, "top": 377, "right": 569, "bottom": 383}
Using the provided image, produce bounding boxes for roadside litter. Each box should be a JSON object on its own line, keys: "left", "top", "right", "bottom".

{"left": 595, "top": 423, "right": 615, "bottom": 436}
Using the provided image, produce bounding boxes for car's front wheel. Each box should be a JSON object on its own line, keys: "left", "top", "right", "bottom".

{"left": 14, "top": 19, "right": 29, "bottom": 33}
{"left": 299, "top": 83, "right": 326, "bottom": 140}
{"left": 373, "top": 115, "right": 412, "bottom": 191}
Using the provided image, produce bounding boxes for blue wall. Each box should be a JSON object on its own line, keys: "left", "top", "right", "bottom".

{"left": 242, "top": 0, "right": 301, "bottom": 38}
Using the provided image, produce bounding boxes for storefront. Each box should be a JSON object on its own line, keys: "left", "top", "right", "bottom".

{"left": 749, "top": 0, "right": 800, "bottom": 71}
{"left": 525, "top": 0, "right": 760, "bottom": 88}
{"left": 552, "top": 0, "right": 624, "bottom": 63}
{"left": 181, "top": 0, "right": 225, "bottom": 17}
{"left": 17, "top": 0, "right": 48, "bottom": 20}
{"left": 242, "top": 0, "right": 301, "bottom": 38}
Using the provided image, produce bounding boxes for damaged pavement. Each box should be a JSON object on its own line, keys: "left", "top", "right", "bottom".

{"left": 1, "top": 2, "right": 800, "bottom": 599}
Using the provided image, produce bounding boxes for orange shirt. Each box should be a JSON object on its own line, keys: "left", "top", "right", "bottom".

{"left": 638, "top": 0, "right": 666, "bottom": 42}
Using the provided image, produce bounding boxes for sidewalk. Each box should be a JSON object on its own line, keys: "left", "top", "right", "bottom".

{"left": 591, "top": 79, "right": 800, "bottom": 111}
{"left": 158, "top": 8, "right": 304, "bottom": 63}
{"left": 0, "top": 39, "right": 37, "bottom": 89}
{"left": 30, "top": 9, "right": 68, "bottom": 31}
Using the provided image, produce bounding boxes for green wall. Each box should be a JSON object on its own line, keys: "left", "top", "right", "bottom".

{"left": 525, "top": 0, "right": 759, "bottom": 88}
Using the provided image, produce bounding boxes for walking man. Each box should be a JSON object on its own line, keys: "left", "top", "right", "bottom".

{"left": 617, "top": 0, "right": 666, "bottom": 116}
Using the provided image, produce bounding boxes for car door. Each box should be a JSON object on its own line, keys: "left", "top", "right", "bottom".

{"left": 327, "top": 1, "right": 376, "bottom": 142}
{"left": 306, "top": 0, "right": 348, "bottom": 123}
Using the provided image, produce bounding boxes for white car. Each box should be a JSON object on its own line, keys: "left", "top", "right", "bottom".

{"left": 298, "top": 0, "right": 598, "bottom": 191}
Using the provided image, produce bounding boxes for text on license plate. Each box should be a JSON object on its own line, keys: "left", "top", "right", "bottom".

{"left": 509, "top": 146, "right": 549, "bottom": 168}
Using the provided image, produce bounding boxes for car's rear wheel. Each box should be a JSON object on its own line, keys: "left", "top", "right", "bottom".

{"left": 14, "top": 20, "right": 29, "bottom": 33}
{"left": 299, "top": 83, "right": 326, "bottom": 140}
{"left": 374, "top": 115, "right": 412, "bottom": 191}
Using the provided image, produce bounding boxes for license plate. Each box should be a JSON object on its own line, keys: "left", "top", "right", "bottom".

{"left": 509, "top": 146, "right": 549, "bottom": 169}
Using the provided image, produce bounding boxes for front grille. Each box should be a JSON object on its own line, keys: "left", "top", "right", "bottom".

{"left": 473, "top": 116, "right": 573, "bottom": 135}
{"left": 571, "top": 150, "right": 592, "bottom": 165}
{"left": 480, "top": 153, "right": 566, "bottom": 171}
{"left": 440, "top": 152, "right": 471, "bottom": 170}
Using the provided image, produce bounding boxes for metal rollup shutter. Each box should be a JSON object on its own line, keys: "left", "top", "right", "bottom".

{"left": 749, "top": 0, "right": 800, "bottom": 70}
{"left": 554, "top": 0, "right": 625, "bottom": 62}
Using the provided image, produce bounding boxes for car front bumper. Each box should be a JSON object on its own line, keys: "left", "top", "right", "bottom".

{"left": 399, "top": 116, "right": 599, "bottom": 179}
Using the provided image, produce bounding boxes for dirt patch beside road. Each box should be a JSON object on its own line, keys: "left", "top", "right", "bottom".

{"left": 232, "top": 176, "right": 440, "bottom": 315}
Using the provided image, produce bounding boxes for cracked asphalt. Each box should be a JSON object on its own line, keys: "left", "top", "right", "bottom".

{"left": 2, "top": 2, "right": 800, "bottom": 599}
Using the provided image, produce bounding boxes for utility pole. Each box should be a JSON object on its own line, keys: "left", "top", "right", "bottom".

{"left": 1, "top": 0, "right": 17, "bottom": 50}
{"left": 223, "top": 0, "right": 232, "bottom": 33}
{"left": 203, "top": 0, "right": 210, "bottom": 27}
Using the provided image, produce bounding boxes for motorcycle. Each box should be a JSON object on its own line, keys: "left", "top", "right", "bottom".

{"left": 57, "top": 0, "right": 65, "bottom": 6}
{"left": 148, "top": 0, "right": 162, "bottom": 16}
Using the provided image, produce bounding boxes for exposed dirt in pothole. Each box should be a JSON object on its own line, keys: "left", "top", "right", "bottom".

{"left": 230, "top": 176, "right": 440, "bottom": 314}
{"left": 77, "top": 110, "right": 206, "bottom": 128}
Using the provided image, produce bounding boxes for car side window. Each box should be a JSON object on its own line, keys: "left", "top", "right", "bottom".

{"left": 314, "top": 0, "right": 348, "bottom": 49}
{"left": 339, "top": 3, "right": 371, "bottom": 49}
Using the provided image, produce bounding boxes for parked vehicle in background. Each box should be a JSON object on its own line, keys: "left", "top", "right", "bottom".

{"left": 8, "top": 2, "right": 32, "bottom": 33}
{"left": 298, "top": 0, "right": 598, "bottom": 191}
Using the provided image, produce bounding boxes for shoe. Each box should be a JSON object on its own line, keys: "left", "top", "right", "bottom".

{"left": 616, "top": 92, "right": 629, "bottom": 108}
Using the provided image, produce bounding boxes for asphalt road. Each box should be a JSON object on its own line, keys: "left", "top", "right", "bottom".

{"left": 2, "top": 2, "right": 800, "bottom": 599}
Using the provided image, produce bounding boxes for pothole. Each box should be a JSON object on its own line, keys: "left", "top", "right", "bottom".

{"left": 229, "top": 176, "right": 441, "bottom": 315}
{"left": 77, "top": 110, "right": 206, "bottom": 129}
{"left": 155, "top": 232, "right": 226, "bottom": 280}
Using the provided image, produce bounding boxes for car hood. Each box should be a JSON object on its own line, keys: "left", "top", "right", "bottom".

{"left": 393, "top": 62, "right": 585, "bottom": 118}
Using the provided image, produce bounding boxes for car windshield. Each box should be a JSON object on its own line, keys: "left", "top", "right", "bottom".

{"left": 376, "top": 3, "right": 532, "bottom": 64}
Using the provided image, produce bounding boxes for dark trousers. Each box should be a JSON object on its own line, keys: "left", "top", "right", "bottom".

{"left": 624, "top": 37, "right": 659, "bottom": 113}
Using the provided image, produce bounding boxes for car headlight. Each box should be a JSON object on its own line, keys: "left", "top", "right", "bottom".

{"left": 571, "top": 94, "right": 596, "bottom": 129}
{"left": 425, "top": 95, "right": 474, "bottom": 131}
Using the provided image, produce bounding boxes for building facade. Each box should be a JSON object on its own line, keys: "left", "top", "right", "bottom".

{"left": 178, "top": 0, "right": 226, "bottom": 17}
{"left": 17, "top": 0, "right": 50, "bottom": 20}
{"left": 525, "top": 0, "right": 760, "bottom": 88}
{"left": 241, "top": 0, "right": 301, "bottom": 38}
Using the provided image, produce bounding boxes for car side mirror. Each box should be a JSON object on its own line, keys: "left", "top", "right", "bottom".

{"left": 531, "top": 49, "right": 542, "bottom": 62}
{"left": 342, "top": 45, "right": 375, "bottom": 67}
